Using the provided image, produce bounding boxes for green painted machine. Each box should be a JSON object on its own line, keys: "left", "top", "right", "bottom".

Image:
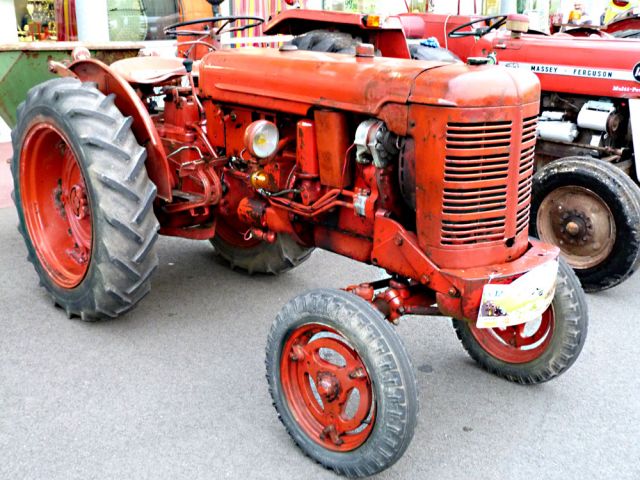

{"left": 0, "top": 42, "right": 143, "bottom": 128}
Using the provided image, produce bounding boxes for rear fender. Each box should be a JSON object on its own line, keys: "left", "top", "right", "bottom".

{"left": 69, "top": 59, "right": 173, "bottom": 201}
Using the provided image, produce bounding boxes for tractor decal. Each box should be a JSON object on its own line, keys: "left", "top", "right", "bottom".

{"left": 500, "top": 61, "right": 633, "bottom": 81}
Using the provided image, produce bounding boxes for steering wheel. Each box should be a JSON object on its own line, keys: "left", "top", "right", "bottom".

{"left": 164, "top": 16, "right": 265, "bottom": 38}
{"left": 448, "top": 15, "right": 508, "bottom": 38}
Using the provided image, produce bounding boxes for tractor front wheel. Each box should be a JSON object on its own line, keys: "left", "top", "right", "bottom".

{"left": 530, "top": 157, "right": 640, "bottom": 292}
{"left": 266, "top": 289, "right": 418, "bottom": 477}
{"left": 452, "top": 259, "right": 588, "bottom": 384}
{"left": 12, "top": 78, "right": 159, "bottom": 320}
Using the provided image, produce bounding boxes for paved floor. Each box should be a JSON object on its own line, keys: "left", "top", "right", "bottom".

{"left": 1, "top": 205, "right": 639, "bottom": 480}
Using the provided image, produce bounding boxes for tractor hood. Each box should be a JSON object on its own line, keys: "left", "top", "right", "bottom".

{"left": 199, "top": 48, "right": 539, "bottom": 132}
{"left": 410, "top": 62, "right": 540, "bottom": 108}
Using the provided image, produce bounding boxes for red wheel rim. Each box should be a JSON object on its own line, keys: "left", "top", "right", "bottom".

{"left": 469, "top": 307, "right": 555, "bottom": 364}
{"left": 19, "top": 122, "right": 92, "bottom": 289}
{"left": 280, "top": 323, "right": 375, "bottom": 451}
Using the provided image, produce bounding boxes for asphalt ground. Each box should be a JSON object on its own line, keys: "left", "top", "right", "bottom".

{"left": 1, "top": 205, "right": 639, "bottom": 480}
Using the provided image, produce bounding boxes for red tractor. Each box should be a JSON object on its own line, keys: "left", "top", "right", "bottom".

{"left": 11, "top": 3, "right": 588, "bottom": 477}
{"left": 267, "top": 8, "right": 640, "bottom": 292}
{"left": 603, "top": 8, "right": 640, "bottom": 37}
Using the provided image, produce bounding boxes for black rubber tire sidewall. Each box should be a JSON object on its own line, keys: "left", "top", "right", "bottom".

{"left": 292, "top": 29, "right": 360, "bottom": 54}
{"left": 210, "top": 232, "right": 313, "bottom": 275}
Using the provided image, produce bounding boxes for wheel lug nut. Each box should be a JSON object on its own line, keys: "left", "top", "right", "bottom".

{"left": 289, "top": 344, "right": 305, "bottom": 361}
{"left": 320, "top": 424, "right": 344, "bottom": 446}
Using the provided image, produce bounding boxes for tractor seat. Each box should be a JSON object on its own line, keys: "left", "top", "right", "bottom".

{"left": 110, "top": 56, "right": 196, "bottom": 85}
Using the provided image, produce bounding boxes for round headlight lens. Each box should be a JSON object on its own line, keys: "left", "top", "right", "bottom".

{"left": 244, "top": 120, "right": 279, "bottom": 159}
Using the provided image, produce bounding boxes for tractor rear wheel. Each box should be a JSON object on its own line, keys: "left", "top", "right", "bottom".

{"left": 12, "top": 78, "right": 159, "bottom": 320}
{"left": 291, "top": 29, "right": 361, "bottom": 54}
{"left": 266, "top": 289, "right": 418, "bottom": 477}
{"left": 452, "top": 259, "right": 588, "bottom": 384}
{"left": 530, "top": 157, "right": 640, "bottom": 292}
{"left": 210, "top": 218, "right": 312, "bottom": 274}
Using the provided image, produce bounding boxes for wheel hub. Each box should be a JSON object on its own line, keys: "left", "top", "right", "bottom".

{"left": 68, "top": 184, "right": 89, "bottom": 220}
{"left": 559, "top": 210, "right": 592, "bottom": 246}
{"left": 536, "top": 185, "right": 615, "bottom": 269}
{"left": 316, "top": 371, "right": 340, "bottom": 402}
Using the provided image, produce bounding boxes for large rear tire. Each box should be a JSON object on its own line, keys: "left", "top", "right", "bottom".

{"left": 12, "top": 78, "right": 159, "bottom": 320}
{"left": 266, "top": 289, "right": 418, "bottom": 477}
{"left": 452, "top": 259, "right": 588, "bottom": 384}
{"left": 210, "top": 218, "right": 312, "bottom": 275}
{"left": 530, "top": 157, "right": 640, "bottom": 292}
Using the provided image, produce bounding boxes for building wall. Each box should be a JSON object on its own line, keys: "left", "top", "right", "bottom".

{"left": 1, "top": 0, "right": 19, "bottom": 42}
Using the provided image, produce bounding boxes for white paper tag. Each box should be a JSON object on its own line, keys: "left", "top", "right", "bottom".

{"left": 476, "top": 260, "right": 559, "bottom": 329}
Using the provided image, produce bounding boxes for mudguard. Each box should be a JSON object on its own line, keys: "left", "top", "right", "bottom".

{"left": 69, "top": 59, "right": 173, "bottom": 201}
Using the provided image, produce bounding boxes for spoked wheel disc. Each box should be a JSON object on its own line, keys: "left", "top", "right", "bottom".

{"left": 20, "top": 123, "right": 92, "bottom": 288}
{"left": 467, "top": 308, "right": 554, "bottom": 364}
{"left": 280, "top": 323, "right": 375, "bottom": 452}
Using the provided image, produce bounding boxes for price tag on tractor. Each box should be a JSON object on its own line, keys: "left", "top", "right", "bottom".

{"left": 477, "top": 260, "right": 559, "bottom": 329}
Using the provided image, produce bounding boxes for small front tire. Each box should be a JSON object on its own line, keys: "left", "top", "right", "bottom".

{"left": 452, "top": 259, "right": 588, "bottom": 384}
{"left": 266, "top": 288, "right": 418, "bottom": 477}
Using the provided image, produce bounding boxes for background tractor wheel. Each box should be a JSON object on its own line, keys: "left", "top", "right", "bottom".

{"left": 12, "top": 78, "right": 159, "bottom": 320}
{"left": 452, "top": 259, "right": 588, "bottom": 384}
{"left": 210, "top": 219, "right": 312, "bottom": 275}
{"left": 530, "top": 157, "right": 640, "bottom": 292}
{"left": 266, "top": 289, "right": 418, "bottom": 477}
{"left": 291, "top": 29, "right": 361, "bottom": 54}
{"left": 292, "top": 29, "right": 459, "bottom": 62}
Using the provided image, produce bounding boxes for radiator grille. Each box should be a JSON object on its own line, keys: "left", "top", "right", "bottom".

{"left": 441, "top": 120, "right": 512, "bottom": 245}
{"left": 516, "top": 116, "right": 538, "bottom": 235}
{"left": 440, "top": 116, "right": 538, "bottom": 246}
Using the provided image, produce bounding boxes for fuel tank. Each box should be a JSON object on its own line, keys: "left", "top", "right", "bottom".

{"left": 199, "top": 47, "right": 444, "bottom": 126}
